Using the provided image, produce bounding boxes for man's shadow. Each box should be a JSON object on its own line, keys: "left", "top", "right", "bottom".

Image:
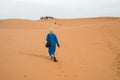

{"left": 21, "top": 52, "right": 50, "bottom": 60}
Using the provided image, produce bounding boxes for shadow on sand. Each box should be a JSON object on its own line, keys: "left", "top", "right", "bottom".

{"left": 21, "top": 52, "right": 50, "bottom": 60}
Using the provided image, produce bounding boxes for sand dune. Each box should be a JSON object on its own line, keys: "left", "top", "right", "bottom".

{"left": 0, "top": 17, "right": 120, "bottom": 80}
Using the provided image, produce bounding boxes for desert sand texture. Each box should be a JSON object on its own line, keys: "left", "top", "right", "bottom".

{"left": 0, "top": 17, "right": 120, "bottom": 80}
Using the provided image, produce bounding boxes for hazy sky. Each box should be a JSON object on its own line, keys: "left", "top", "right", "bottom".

{"left": 0, "top": 0, "right": 120, "bottom": 20}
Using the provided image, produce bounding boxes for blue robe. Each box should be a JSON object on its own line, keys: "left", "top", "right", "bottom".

{"left": 46, "top": 33, "right": 59, "bottom": 56}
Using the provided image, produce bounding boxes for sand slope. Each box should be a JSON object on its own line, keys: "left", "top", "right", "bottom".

{"left": 0, "top": 17, "right": 120, "bottom": 80}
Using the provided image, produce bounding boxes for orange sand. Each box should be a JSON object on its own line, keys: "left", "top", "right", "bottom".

{"left": 0, "top": 17, "right": 120, "bottom": 80}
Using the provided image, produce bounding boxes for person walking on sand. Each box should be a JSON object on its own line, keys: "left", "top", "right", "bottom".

{"left": 46, "top": 27, "right": 60, "bottom": 62}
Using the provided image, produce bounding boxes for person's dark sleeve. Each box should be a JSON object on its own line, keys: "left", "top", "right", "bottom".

{"left": 46, "top": 34, "right": 49, "bottom": 42}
